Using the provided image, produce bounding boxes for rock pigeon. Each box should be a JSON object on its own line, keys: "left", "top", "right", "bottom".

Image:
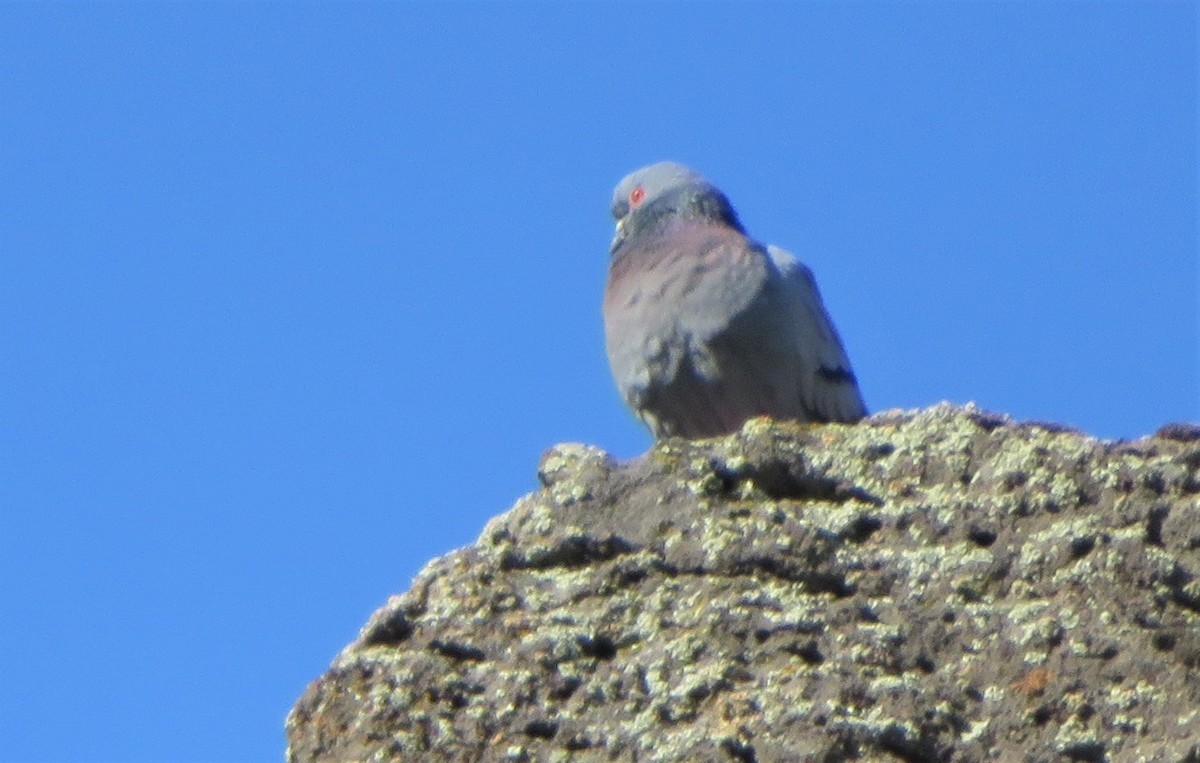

{"left": 603, "top": 161, "right": 867, "bottom": 439}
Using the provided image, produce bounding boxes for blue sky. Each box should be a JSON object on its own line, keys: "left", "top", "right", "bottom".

{"left": 1, "top": 3, "right": 1195, "bottom": 761}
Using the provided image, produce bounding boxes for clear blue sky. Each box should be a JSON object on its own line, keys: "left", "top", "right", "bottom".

{"left": 2, "top": 3, "right": 1195, "bottom": 761}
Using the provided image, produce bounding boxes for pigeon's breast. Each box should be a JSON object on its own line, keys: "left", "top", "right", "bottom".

{"left": 603, "top": 223, "right": 770, "bottom": 395}
{"left": 606, "top": 225, "right": 767, "bottom": 325}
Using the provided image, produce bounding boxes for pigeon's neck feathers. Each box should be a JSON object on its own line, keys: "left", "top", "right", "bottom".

{"left": 634, "top": 185, "right": 746, "bottom": 238}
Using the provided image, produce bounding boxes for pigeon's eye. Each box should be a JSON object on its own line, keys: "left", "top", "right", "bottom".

{"left": 629, "top": 186, "right": 646, "bottom": 205}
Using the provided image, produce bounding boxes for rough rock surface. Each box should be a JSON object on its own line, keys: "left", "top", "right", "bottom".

{"left": 287, "top": 404, "right": 1200, "bottom": 762}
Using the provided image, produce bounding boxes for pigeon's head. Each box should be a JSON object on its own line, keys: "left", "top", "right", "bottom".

{"left": 609, "top": 161, "right": 743, "bottom": 253}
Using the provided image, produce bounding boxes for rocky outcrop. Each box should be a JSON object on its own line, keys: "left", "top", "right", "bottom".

{"left": 286, "top": 404, "right": 1200, "bottom": 762}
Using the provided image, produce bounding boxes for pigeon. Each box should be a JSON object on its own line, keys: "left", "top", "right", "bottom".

{"left": 603, "top": 161, "right": 867, "bottom": 439}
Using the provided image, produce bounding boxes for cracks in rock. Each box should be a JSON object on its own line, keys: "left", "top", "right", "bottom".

{"left": 522, "top": 718, "right": 558, "bottom": 740}
{"left": 720, "top": 457, "right": 883, "bottom": 506}
{"left": 429, "top": 639, "right": 487, "bottom": 662}
{"left": 358, "top": 613, "right": 414, "bottom": 648}
{"left": 576, "top": 632, "right": 619, "bottom": 660}
{"left": 499, "top": 534, "right": 638, "bottom": 571}
{"left": 720, "top": 736, "right": 758, "bottom": 762}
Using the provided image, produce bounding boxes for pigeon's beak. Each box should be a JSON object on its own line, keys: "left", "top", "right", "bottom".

{"left": 610, "top": 218, "right": 627, "bottom": 254}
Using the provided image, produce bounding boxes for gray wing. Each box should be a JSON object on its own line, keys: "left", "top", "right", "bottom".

{"left": 756, "top": 244, "right": 867, "bottom": 422}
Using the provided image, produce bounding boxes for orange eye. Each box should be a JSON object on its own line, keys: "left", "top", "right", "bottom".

{"left": 629, "top": 186, "right": 645, "bottom": 205}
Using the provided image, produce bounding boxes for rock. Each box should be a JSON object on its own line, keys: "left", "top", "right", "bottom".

{"left": 286, "top": 404, "right": 1200, "bottom": 762}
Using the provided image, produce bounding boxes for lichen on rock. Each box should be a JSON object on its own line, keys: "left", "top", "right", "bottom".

{"left": 287, "top": 404, "right": 1200, "bottom": 762}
